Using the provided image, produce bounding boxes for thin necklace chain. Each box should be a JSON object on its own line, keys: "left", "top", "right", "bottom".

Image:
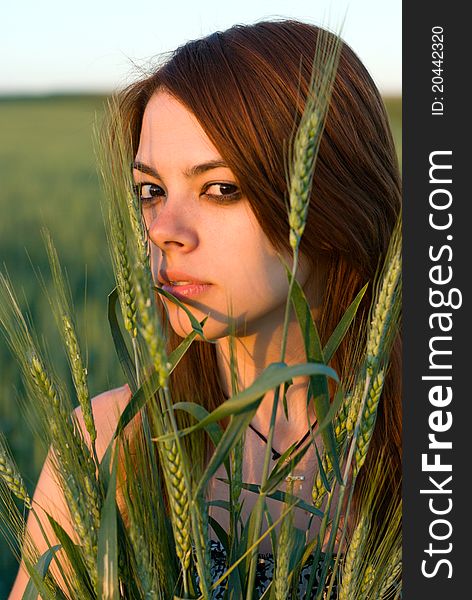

{"left": 248, "top": 421, "right": 317, "bottom": 461}
{"left": 222, "top": 393, "right": 316, "bottom": 463}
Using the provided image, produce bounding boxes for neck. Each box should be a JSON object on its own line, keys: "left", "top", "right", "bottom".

{"left": 215, "top": 302, "right": 319, "bottom": 443}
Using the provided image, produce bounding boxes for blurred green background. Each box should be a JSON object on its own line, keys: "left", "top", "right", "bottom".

{"left": 0, "top": 95, "right": 401, "bottom": 595}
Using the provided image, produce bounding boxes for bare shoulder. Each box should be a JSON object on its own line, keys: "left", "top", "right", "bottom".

{"left": 87, "top": 383, "right": 132, "bottom": 423}
{"left": 7, "top": 386, "right": 133, "bottom": 599}
{"left": 73, "top": 384, "right": 133, "bottom": 460}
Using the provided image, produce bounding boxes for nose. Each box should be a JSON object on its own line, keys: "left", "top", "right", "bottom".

{"left": 146, "top": 196, "right": 198, "bottom": 254}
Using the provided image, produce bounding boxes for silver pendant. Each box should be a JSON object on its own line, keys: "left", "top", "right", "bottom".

{"left": 285, "top": 473, "right": 305, "bottom": 492}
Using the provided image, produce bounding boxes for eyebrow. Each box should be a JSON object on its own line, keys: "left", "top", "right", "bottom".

{"left": 133, "top": 159, "right": 230, "bottom": 179}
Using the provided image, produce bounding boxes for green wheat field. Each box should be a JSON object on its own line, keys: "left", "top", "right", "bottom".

{"left": 0, "top": 95, "right": 401, "bottom": 595}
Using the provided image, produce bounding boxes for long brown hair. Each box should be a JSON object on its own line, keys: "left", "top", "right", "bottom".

{"left": 117, "top": 20, "right": 401, "bottom": 512}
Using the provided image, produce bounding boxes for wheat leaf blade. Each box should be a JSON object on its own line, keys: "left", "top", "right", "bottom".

{"left": 172, "top": 402, "right": 224, "bottom": 449}
{"left": 323, "top": 282, "right": 369, "bottom": 363}
{"left": 113, "top": 323, "right": 204, "bottom": 438}
{"left": 155, "top": 286, "right": 212, "bottom": 341}
{"left": 185, "top": 362, "right": 338, "bottom": 434}
{"left": 21, "top": 545, "right": 62, "bottom": 600}
{"left": 47, "top": 515, "right": 94, "bottom": 596}
{"left": 263, "top": 442, "right": 311, "bottom": 494}
{"left": 234, "top": 482, "right": 322, "bottom": 517}
{"left": 285, "top": 269, "right": 342, "bottom": 483}
{"left": 207, "top": 516, "right": 230, "bottom": 555}
{"left": 194, "top": 409, "right": 257, "bottom": 497}
{"left": 108, "top": 288, "right": 138, "bottom": 392}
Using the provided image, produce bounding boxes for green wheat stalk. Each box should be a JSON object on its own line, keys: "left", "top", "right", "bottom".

{"left": 314, "top": 211, "right": 402, "bottom": 599}
{"left": 311, "top": 384, "right": 355, "bottom": 508}
{"left": 194, "top": 492, "right": 212, "bottom": 598}
{"left": 121, "top": 438, "right": 168, "bottom": 599}
{"left": 246, "top": 27, "right": 344, "bottom": 598}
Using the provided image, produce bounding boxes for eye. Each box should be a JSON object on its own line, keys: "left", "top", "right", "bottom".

{"left": 133, "top": 182, "right": 165, "bottom": 204}
{"left": 203, "top": 183, "right": 242, "bottom": 203}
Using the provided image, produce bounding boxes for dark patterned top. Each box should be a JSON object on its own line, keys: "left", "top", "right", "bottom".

{"left": 206, "top": 539, "right": 338, "bottom": 599}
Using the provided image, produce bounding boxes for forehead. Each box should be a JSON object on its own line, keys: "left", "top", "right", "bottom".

{"left": 137, "top": 91, "right": 219, "bottom": 164}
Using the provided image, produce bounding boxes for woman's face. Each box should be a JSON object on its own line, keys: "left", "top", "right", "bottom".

{"left": 134, "top": 91, "right": 312, "bottom": 340}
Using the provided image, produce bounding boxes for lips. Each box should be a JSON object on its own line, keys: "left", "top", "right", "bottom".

{"left": 158, "top": 269, "right": 210, "bottom": 286}
{"left": 157, "top": 269, "right": 212, "bottom": 301}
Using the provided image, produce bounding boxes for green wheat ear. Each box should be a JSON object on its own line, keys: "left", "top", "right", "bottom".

{"left": 353, "top": 369, "right": 385, "bottom": 476}
{"left": 339, "top": 514, "right": 368, "bottom": 600}
{"left": 288, "top": 28, "right": 343, "bottom": 252}
{"left": 379, "top": 547, "right": 402, "bottom": 597}
{"left": 365, "top": 213, "right": 402, "bottom": 376}
{"left": 0, "top": 434, "right": 31, "bottom": 508}
{"left": 274, "top": 482, "right": 296, "bottom": 600}
{"left": 161, "top": 439, "right": 192, "bottom": 572}
{"left": 95, "top": 98, "right": 169, "bottom": 388}
{"left": 0, "top": 272, "right": 102, "bottom": 589}
{"left": 95, "top": 109, "right": 138, "bottom": 344}
{"left": 43, "top": 231, "right": 97, "bottom": 451}
{"left": 338, "top": 450, "right": 402, "bottom": 600}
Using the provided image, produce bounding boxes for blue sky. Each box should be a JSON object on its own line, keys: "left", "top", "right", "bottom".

{"left": 2, "top": 0, "right": 401, "bottom": 95}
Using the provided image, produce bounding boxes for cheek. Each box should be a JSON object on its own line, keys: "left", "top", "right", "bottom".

{"left": 219, "top": 217, "right": 289, "bottom": 300}
{"left": 228, "top": 247, "right": 289, "bottom": 308}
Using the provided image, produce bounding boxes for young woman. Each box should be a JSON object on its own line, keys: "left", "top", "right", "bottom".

{"left": 9, "top": 19, "right": 401, "bottom": 599}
